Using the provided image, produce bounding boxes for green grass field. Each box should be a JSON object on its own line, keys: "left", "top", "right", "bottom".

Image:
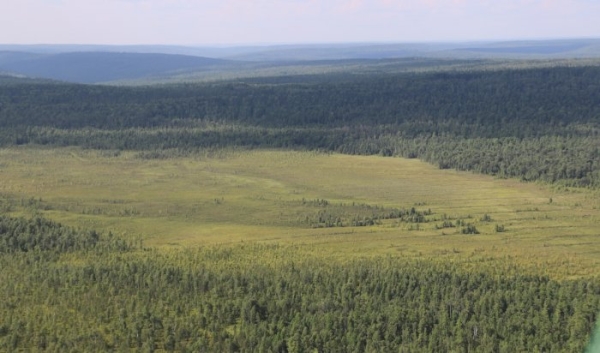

{"left": 1, "top": 146, "right": 599, "bottom": 278}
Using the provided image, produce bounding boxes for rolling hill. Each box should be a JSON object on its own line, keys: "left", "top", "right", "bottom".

{"left": 0, "top": 51, "right": 232, "bottom": 84}
{"left": 1, "top": 39, "right": 600, "bottom": 84}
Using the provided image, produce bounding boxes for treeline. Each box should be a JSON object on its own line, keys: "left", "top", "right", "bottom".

{"left": 11, "top": 126, "right": 598, "bottom": 187}
{"left": 1, "top": 65, "right": 600, "bottom": 186}
{"left": 0, "top": 216, "right": 598, "bottom": 352}
{"left": 343, "top": 134, "right": 600, "bottom": 187}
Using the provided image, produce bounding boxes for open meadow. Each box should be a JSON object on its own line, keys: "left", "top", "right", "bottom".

{"left": 1, "top": 146, "right": 599, "bottom": 279}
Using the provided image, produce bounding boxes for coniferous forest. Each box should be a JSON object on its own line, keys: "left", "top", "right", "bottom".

{"left": 1, "top": 215, "right": 599, "bottom": 352}
{"left": 1, "top": 58, "right": 600, "bottom": 352}
{"left": 1, "top": 65, "right": 599, "bottom": 187}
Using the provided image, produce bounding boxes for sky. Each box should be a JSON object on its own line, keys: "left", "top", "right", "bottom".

{"left": 1, "top": 0, "right": 599, "bottom": 45}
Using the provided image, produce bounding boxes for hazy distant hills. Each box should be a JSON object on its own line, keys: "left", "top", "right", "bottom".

{"left": 1, "top": 39, "right": 599, "bottom": 84}
{"left": 450, "top": 39, "right": 600, "bottom": 58}
{"left": 0, "top": 51, "right": 230, "bottom": 84}
{"left": 225, "top": 39, "right": 600, "bottom": 61}
{"left": 0, "top": 51, "right": 46, "bottom": 66}
{"left": 3, "top": 39, "right": 600, "bottom": 61}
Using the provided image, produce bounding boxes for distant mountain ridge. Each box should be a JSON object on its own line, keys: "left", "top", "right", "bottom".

{"left": 2, "top": 38, "right": 600, "bottom": 60}
{"left": 222, "top": 38, "right": 600, "bottom": 60}
{"left": 0, "top": 51, "right": 230, "bottom": 84}
{"left": 0, "top": 51, "right": 45, "bottom": 66}
{"left": 1, "top": 39, "right": 600, "bottom": 84}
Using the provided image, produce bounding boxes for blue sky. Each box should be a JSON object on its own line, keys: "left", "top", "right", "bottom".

{"left": 1, "top": 0, "right": 599, "bottom": 45}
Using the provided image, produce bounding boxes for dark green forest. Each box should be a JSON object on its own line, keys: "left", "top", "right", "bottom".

{"left": 1, "top": 65, "right": 599, "bottom": 186}
{"left": 1, "top": 215, "right": 599, "bottom": 352}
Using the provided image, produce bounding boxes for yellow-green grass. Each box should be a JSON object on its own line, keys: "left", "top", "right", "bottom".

{"left": 0, "top": 146, "right": 599, "bottom": 278}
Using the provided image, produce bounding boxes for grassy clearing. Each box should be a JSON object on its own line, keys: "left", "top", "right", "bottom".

{"left": 0, "top": 146, "right": 599, "bottom": 278}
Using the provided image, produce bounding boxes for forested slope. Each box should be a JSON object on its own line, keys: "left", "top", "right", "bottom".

{"left": 1, "top": 65, "right": 599, "bottom": 186}
{"left": 2, "top": 66, "right": 599, "bottom": 131}
{"left": 1, "top": 215, "right": 598, "bottom": 352}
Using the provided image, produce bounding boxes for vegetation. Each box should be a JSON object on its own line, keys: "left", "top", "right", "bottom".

{"left": 2, "top": 59, "right": 600, "bottom": 351}
{"left": 1, "top": 64, "right": 600, "bottom": 186}
{"left": 0, "top": 215, "right": 598, "bottom": 352}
